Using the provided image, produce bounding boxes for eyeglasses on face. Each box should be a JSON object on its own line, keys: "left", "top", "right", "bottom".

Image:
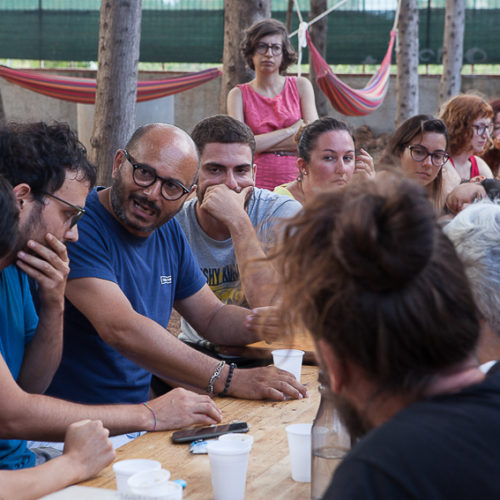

{"left": 123, "top": 149, "right": 192, "bottom": 201}
{"left": 255, "top": 42, "right": 282, "bottom": 56}
{"left": 41, "top": 191, "right": 86, "bottom": 228}
{"left": 472, "top": 123, "right": 494, "bottom": 136}
{"left": 407, "top": 145, "right": 449, "bottom": 167}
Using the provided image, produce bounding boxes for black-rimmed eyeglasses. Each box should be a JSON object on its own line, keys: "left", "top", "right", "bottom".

{"left": 407, "top": 145, "right": 450, "bottom": 167}
{"left": 255, "top": 42, "right": 282, "bottom": 56}
{"left": 123, "top": 150, "right": 192, "bottom": 201}
{"left": 41, "top": 191, "right": 86, "bottom": 228}
{"left": 472, "top": 123, "right": 494, "bottom": 136}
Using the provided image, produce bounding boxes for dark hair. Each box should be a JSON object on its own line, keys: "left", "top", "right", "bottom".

{"left": 382, "top": 115, "right": 449, "bottom": 160}
{"left": 481, "top": 98, "right": 500, "bottom": 177}
{"left": 0, "top": 121, "right": 96, "bottom": 200}
{"left": 271, "top": 173, "right": 479, "bottom": 395}
{"left": 481, "top": 178, "right": 500, "bottom": 200}
{"left": 438, "top": 94, "right": 493, "bottom": 156}
{"left": 190, "top": 114, "right": 256, "bottom": 162}
{"left": 241, "top": 18, "right": 297, "bottom": 73}
{"left": 0, "top": 176, "right": 19, "bottom": 258}
{"left": 380, "top": 115, "right": 448, "bottom": 210}
{"left": 298, "top": 117, "right": 354, "bottom": 163}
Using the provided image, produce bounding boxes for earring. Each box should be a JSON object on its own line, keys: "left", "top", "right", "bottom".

{"left": 302, "top": 170, "right": 308, "bottom": 176}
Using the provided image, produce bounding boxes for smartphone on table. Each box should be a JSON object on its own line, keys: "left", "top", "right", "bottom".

{"left": 171, "top": 422, "right": 249, "bottom": 443}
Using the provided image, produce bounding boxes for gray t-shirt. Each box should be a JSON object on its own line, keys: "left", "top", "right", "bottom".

{"left": 175, "top": 187, "right": 301, "bottom": 342}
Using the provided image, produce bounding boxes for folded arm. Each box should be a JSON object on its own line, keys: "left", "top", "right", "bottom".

{"left": 227, "top": 86, "right": 303, "bottom": 154}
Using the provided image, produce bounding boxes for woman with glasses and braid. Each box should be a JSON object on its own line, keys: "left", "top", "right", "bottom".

{"left": 380, "top": 115, "right": 458, "bottom": 214}
{"left": 227, "top": 18, "right": 318, "bottom": 191}
{"left": 438, "top": 94, "right": 494, "bottom": 181}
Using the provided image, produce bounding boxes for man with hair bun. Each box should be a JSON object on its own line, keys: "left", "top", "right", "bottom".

{"left": 269, "top": 172, "right": 500, "bottom": 498}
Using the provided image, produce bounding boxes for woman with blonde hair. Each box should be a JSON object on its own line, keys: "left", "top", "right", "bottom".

{"left": 438, "top": 94, "right": 494, "bottom": 181}
{"left": 227, "top": 18, "right": 318, "bottom": 190}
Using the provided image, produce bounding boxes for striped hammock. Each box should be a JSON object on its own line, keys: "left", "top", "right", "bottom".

{"left": 0, "top": 65, "right": 222, "bottom": 104}
{"left": 307, "top": 30, "right": 396, "bottom": 116}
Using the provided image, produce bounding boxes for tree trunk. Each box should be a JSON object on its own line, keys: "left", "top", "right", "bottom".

{"left": 439, "top": 0, "right": 465, "bottom": 107}
{"left": 90, "top": 0, "right": 142, "bottom": 186}
{"left": 219, "top": 0, "right": 272, "bottom": 114}
{"left": 0, "top": 92, "right": 5, "bottom": 124}
{"left": 395, "top": 0, "right": 419, "bottom": 127}
{"left": 308, "top": 0, "right": 328, "bottom": 117}
{"left": 285, "top": 0, "right": 294, "bottom": 33}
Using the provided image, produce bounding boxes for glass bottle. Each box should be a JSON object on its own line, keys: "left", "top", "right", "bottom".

{"left": 311, "top": 371, "right": 351, "bottom": 500}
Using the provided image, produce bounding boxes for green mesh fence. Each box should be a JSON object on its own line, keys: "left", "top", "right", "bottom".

{"left": 0, "top": 0, "right": 499, "bottom": 63}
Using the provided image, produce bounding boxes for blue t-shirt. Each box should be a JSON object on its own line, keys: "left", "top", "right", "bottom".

{"left": 46, "top": 188, "right": 206, "bottom": 404}
{"left": 0, "top": 265, "right": 38, "bottom": 469}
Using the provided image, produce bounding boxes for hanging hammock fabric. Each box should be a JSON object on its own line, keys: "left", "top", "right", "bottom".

{"left": 306, "top": 29, "right": 396, "bottom": 116}
{"left": 0, "top": 65, "right": 222, "bottom": 104}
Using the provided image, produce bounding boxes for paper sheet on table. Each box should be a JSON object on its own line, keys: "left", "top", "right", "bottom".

{"left": 40, "top": 486, "right": 119, "bottom": 499}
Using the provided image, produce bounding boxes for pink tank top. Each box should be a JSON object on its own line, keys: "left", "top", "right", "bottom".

{"left": 238, "top": 77, "right": 302, "bottom": 190}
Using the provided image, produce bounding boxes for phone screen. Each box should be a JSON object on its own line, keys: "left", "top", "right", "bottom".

{"left": 171, "top": 422, "right": 249, "bottom": 443}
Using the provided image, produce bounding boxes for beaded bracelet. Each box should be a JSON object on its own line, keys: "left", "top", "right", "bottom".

{"left": 143, "top": 401, "right": 157, "bottom": 431}
{"left": 219, "top": 363, "right": 236, "bottom": 397}
{"left": 207, "top": 360, "right": 226, "bottom": 396}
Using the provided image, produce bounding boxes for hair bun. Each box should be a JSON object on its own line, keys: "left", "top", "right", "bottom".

{"left": 333, "top": 177, "right": 435, "bottom": 292}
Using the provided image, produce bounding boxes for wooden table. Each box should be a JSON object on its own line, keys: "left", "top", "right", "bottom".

{"left": 80, "top": 365, "right": 320, "bottom": 499}
{"left": 219, "top": 331, "right": 317, "bottom": 365}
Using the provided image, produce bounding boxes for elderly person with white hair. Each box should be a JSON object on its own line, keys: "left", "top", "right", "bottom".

{"left": 444, "top": 200, "right": 500, "bottom": 368}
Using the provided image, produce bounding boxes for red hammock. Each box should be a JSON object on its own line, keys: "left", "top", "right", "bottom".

{"left": 307, "top": 30, "right": 396, "bottom": 116}
{"left": 0, "top": 65, "right": 222, "bottom": 104}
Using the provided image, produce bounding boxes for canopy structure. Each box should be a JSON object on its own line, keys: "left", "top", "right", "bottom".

{"left": 0, "top": 65, "right": 222, "bottom": 104}
{"left": 306, "top": 29, "right": 397, "bottom": 116}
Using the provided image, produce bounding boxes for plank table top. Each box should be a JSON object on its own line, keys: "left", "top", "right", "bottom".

{"left": 79, "top": 365, "right": 320, "bottom": 499}
{"left": 218, "top": 331, "right": 317, "bottom": 365}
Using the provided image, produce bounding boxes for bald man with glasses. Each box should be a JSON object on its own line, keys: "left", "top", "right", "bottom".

{"left": 46, "top": 123, "right": 307, "bottom": 412}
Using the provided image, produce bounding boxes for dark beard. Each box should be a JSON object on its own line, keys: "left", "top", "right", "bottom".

{"left": 111, "top": 169, "right": 179, "bottom": 233}
{"left": 330, "top": 391, "right": 371, "bottom": 443}
{"left": 13, "top": 200, "right": 45, "bottom": 255}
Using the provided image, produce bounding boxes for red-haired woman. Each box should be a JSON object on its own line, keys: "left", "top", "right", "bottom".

{"left": 438, "top": 94, "right": 494, "bottom": 181}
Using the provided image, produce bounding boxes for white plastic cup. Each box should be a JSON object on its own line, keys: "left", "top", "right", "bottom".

{"left": 285, "top": 423, "right": 312, "bottom": 482}
{"left": 207, "top": 439, "right": 250, "bottom": 500}
{"left": 272, "top": 349, "right": 305, "bottom": 382}
{"left": 218, "top": 432, "right": 254, "bottom": 450}
{"left": 112, "top": 458, "right": 162, "bottom": 493}
{"left": 127, "top": 469, "right": 181, "bottom": 499}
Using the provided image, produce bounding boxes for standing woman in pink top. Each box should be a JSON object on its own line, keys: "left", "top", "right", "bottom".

{"left": 227, "top": 18, "right": 318, "bottom": 190}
